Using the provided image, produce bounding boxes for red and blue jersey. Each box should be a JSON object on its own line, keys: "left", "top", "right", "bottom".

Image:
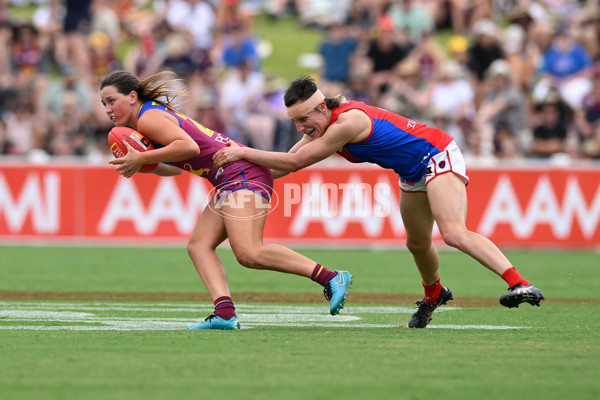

{"left": 333, "top": 101, "right": 453, "bottom": 183}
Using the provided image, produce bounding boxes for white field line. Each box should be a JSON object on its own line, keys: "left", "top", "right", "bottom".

{"left": 0, "top": 302, "right": 528, "bottom": 331}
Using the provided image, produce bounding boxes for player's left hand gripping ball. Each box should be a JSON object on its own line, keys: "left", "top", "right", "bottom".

{"left": 108, "top": 126, "right": 158, "bottom": 173}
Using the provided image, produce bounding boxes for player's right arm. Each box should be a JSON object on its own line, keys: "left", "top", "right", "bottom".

{"left": 152, "top": 163, "right": 183, "bottom": 176}
{"left": 271, "top": 135, "right": 312, "bottom": 179}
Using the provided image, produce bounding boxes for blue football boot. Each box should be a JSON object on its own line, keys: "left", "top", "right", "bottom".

{"left": 324, "top": 270, "right": 352, "bottom": 315}
{"left": 188, "top": 314, "right": 240, "bottom": 330}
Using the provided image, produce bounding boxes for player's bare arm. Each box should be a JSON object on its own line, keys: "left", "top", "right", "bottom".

{"left": 110, "top": 110, "right": 199, "bottom": 174}
{"left": 136, "top": 110, "right": 200, "bottom": 164}
{"left": 152, "top": 163, "right": 183, "bottom": 177}
{"left": 213, "top": 126, "right": 344, "bottom": 171}
{"left": 213, "top": 109, "right": 370, "bottom": 171}
{"left": 271, "top": 135, "right": 312, "bottom": 178}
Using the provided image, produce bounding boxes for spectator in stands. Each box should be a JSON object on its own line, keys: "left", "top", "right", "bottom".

{"left": 40, "top": 65, "right": 94, "bottom": 156}
{"left": 363, "top": 15, "right": 413, "bottom": 103}
{"left": 41, "top": 64, "right": 93, "bottom": 122}
{"left": 466, "top": 19, "right": 504, "bottom": 85}
{"left": 160, "top": 32, "right": 196, "bottom": 78}
{"left": 318, "top": 22, "right": 358, "bottom": 95}
{"left": 408, "top": 30, "right": 445, "bottom": 81}
{"left": 439, "top": 0, "right": 493, "bottom": 34}
{"left": 87, "top": 30, "right": 120, "bottom": 80}
{"left": 90, "top": 0, "right": 122, "bottom": 45}
{"left": 218, "top": 59, "right": 266, "bottom": 145}
{"left": 255, "top": 75, "right": 299, "bottom": 151}
{"left": 221, "top": 22, "right": 260, "bottom": 70}
{"left": 1, "top": 95, "right": 47, "bottom": 155}
{"left": 473, "top": 59, "right": 529, "bottom": 157}
{"left": 574, "top": 65, "right": 600, "bottom": 158}
{"left": 503, "top": 23, "right": 539, "bottom": 92}
{"left": 296, "top": 0, "right": 346, "bottom": 28}
{"left": 532, "top": 23, "right": 593, "bottom": 112}
{"left": 165, "top": 0, "right": 217, "bottom": 71}
{"left": 529, "top": 90, "right": 571, "bottom": 158}
{"left": 55, "top": 0, "right": 93, "bottom": 79}
{"left": 344, "top": 62, "right": 372, "bottom": 105}
{"left": 379, "top": 57, "right": 428, "bottom": 120}
{"left": 574, "top": 8, "right": 600, "bottom": 61}
{"left": 387, "top": 0, "right": 434, "bottom": 44}
{"left": 446, "top": 34, "right": 470, "bottom": 76}
{"left": 9, "top": 22, "right": 49, "bottom": 115}
{"left": 344, "top": 0, "right": 376, "bottom": 39}
{"left": 426, "top": 59, "right": 475, "bottom": 135}
{"left": 186, "top": 67, "right": 225, "bottom": 129}
{"left": 123, "top": 19, "right": 173, "bottom": 77}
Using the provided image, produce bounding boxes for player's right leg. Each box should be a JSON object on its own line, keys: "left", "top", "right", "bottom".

{"left": 400, "top": 191, "right": 453, "bottom": 328}
{"left": 187, "top": 196, "right": 240, "bottom": 330}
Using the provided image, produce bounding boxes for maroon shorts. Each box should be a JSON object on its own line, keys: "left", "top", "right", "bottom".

{"left": 213, "top": 161, "right": 274, "bottom": 202}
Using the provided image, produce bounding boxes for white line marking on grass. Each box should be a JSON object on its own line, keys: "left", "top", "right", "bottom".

{"left": 427, "top": 324, "right": 528, "bottom": 330}
{"left": 0, "top": 302, "right": 528, "bottom": 331}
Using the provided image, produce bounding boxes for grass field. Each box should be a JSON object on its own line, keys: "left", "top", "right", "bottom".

{"left": 1, "top": 246, "right": 599, "bottom": 400}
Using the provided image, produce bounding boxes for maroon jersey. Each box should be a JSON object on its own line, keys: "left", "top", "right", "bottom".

{"left": 139, "top": 101, "right": 273, "bottom": 199}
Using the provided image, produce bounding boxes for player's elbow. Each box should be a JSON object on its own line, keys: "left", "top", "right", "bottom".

{"left": 288, "top": 161, "right": 303, "bottom": 172}
{"left": 287, "top": 156, "right": 310, "bottom": 172}
{"left": 183, "top": 142, "right": 200, "bottom": 158}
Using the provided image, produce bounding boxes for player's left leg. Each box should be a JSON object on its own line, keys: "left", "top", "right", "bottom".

{"left": 427, "top": 173, "right": 544, "bottom": 307}
{"left": 220, "top": 189, "right": 352, "bottom": 315}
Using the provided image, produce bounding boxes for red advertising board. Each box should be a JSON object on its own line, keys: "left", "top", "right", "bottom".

{"left": 0, "top": 163, "right": 599, "bottom": 248}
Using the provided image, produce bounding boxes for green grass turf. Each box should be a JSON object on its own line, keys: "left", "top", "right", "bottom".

{"left": 0, "top": 303, "right": 598, "bottom": 400}
{"left": 1, "top": 246, "right": 599, "bottom": 400}
{"left": 0, "top": 246, "right": 598, "bottom": 299}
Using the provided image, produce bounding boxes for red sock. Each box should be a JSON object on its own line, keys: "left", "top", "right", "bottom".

{"left": 311, "top": 264, "right": 337, "bottom": 286}
{"left": 423, "top": 278, "right": 442, "bottom": 304}
{"left": 501, "top": 268, "right": 530, "bottom": 288}
{"left": 214, "top": 296, "right": 236, "bottom": 320}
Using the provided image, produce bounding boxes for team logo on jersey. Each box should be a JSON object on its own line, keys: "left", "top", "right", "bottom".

{"left": 438, "top": 161, "right": 446, "bottom": 169}
{"left": 425, "top": 167, "right": 432, "bottom": 175}
{"left": 184, "top": 163, "right": 210, "bottom": 177}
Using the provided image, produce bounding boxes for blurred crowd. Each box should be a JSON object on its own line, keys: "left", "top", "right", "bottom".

{"left": 1, "top": 0, "right": 600, "bottom": 164}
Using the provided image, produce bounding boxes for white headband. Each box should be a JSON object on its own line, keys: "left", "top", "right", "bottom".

{"left": 286, "top": 89, "right": 325, "bottom": 119}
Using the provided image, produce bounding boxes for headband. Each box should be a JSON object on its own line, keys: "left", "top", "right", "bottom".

{"left": 286, "top": 89, "right": 325, "bottom": 119}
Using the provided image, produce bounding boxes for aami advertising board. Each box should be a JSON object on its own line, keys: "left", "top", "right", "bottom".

{"left": 0, "top": 163, "right": 598, "bottom": 248}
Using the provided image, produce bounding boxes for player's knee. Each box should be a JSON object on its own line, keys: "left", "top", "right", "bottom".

{"left": 233, "top": 248, "right": 263, "bottom": 269}
{"left": 405, "top": 238, "right": 432, "bottom": 255}
{"left": 440, "top": 230, "right": 467, "bottom": 250}
{"left": 187, "top": 240, "right": 200, "bottom": 258}
{"left": 187, "top": 239, "right": 214, "bottom": 259}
